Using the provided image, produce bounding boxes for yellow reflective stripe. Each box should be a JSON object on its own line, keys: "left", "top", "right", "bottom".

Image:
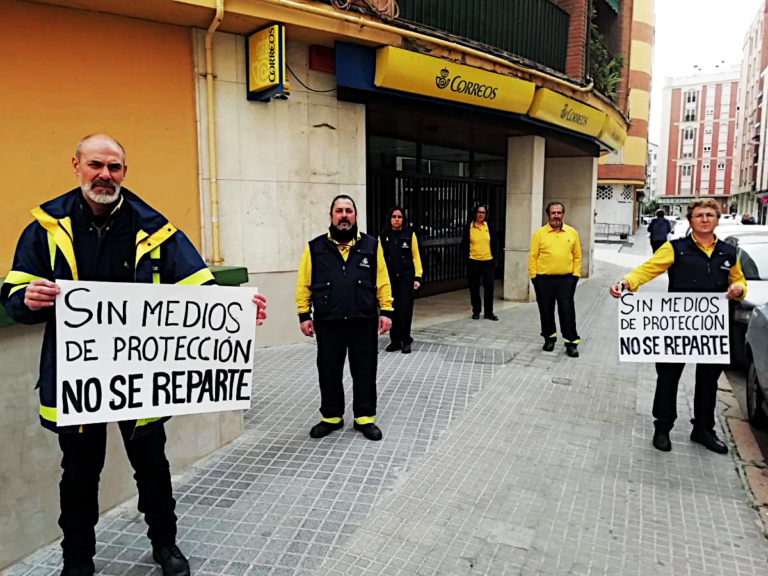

{"left": 48, "top": 233, "right": 57, "bottom": 271}
{"left": 150, "top": 245, "right": 161, "bottom": 284}
{"left": 136, "top": 417, "right": 162, "bottom": 427}
{"left": 549, "top": 333, "right": 558, "bottom": 338}
{"left": 5, "top": 271, "right": 43, "bottom": 284}
{"left": 9, "top": 284, "right": 29, "bottom": 296}
{"left": 354, "top": 416, "right": 376, "bottom": 425}
{"left": 176, "top": 268, "right": 215, "bottom": 286}
{"left": 135, "top": 224, "right": 177, "bottom": 270}
{"left": 31, "top": 207, "right": 78, "bottom": 280}
{"left": 39, "top": 404, "right": 56, "bottom": 422}
{"left": 563, "top": 338, "right": 581, "bottom": 344}
{"left": 321, "top": 417, "right": 342, "bottom": 424}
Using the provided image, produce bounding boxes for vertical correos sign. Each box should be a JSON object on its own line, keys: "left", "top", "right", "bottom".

{"left": 55, "top": 280, "right": 258, "bottom": 426}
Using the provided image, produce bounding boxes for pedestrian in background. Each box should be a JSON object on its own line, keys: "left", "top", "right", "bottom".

{"left": 610, "top": 198, "right": 747, "bottom": 454}
{"left": 380, "top": 206, "right": 423, "bottom": 354}
{"left": 295, "top": 195, "right": 393, "bottom": 441}
{"left": 742, "top": 213, "right": 755, "bottom": 225}
{"left": 460, "top": 204, "right": 499, "bottom": 321}
{"left": 528, "top": 201, "right": 582, "bottom": 358}
{"left": 647, "top": 209, "right": 673, "bottom": 252}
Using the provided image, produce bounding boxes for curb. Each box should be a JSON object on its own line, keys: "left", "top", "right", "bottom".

{"left": 717, "top": 374, "right": 768, "bottom": 538}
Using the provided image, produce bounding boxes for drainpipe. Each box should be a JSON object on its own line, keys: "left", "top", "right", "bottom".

{"left": 255, "top": 0, "right": 594, "bottom": 93}
{"left": 205, "top": 0, "right": 224, "bottom": 265}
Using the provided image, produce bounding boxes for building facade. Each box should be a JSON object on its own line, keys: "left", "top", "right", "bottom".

{"left": 0, "top": 0, "right": 650, "bottom": 566}
{"left": 593, "top": 0, "right": 655, "bottom": 236}
{"left": 734, "top": 1, "right": 768, "bottom": 223}
{"left": 645, "top": 141, "right": 659, "bottom": 201}
{"left": 657, "top": 66, "right": 740, "bottom": 216}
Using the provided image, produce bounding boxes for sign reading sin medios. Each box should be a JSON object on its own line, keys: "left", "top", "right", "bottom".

{"left": 374, "top": 46, "right": 535, "bottom": 114}
{"left": 247, "top": 24, "right": 286, "bottom": 101}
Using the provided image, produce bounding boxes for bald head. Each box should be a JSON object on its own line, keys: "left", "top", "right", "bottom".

{"left": 75, "top": 134, "right": 126, "bottom": 164}
{"left": 72, "top": 134, "right": 128, "bottom": 214}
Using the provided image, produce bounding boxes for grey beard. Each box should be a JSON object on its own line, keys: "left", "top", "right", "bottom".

{"left": 82, "top": 182, "right": 121, "bottom": 205}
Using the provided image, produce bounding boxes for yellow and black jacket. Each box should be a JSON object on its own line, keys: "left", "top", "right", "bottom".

{"left": 0, "top": 188, "right": 215, "bottom": 436}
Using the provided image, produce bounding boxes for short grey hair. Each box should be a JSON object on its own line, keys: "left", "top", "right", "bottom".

{"left": 75, "top": 134, "right": 126, "bottom": 163}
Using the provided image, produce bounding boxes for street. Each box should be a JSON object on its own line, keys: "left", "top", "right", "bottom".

{"left": 7, "top": 230, "right": 768, "bottom": 576}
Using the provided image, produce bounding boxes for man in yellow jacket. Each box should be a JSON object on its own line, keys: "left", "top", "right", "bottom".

{"left": 296, "top": 195, "right": 393, "bottom": 441}
{"left": 528, "top": 202, "right": 583, "bottom": 357}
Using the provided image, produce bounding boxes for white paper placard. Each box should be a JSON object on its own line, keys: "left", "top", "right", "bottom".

{"left": 55, "top": 280, "right": 257, "bottom": 426}
{"left": 617, "top": 292, "right": 730, "bottom": 364}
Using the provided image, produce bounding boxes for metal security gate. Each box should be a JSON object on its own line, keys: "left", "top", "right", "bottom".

{"left": 367, "top": 171, "right": 506, "bottom": 295}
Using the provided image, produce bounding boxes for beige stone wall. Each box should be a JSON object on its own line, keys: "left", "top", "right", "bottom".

{"left": 192, "top": 31, "right": 367, "bottom": 346}
{"left": 0, "top": 324, "right": 243, "bottom": 569}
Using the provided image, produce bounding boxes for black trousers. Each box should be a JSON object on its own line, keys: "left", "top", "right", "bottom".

{"left": 58, "top": 422, "right": 176, "bottom": 564}
{"left": 532, "top": 274, "right": 579, "bottom": 343}
{"left": 390, "top": 274, "right": 415, "bottom": 345}
{"left": 653, "top": 363, "right": 723, "bottom": 432}
{"left": 314, "top": 318, "right": 378, "bottom": 420}
{"left": 468, "top": 259, "right": 495, "bottom": 315}
{"left": 650, "top": 240, "right": 666, "bottom": 253}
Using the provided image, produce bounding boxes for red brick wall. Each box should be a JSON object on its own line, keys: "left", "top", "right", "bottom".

{"left": 695, "top": 85, "right": 707, "bottom": 192}
{"left": 556, "top": 0, "right": 588, "bottom": 80}
{"left": 667, "top": 88, "right": 681, "bottom": 195}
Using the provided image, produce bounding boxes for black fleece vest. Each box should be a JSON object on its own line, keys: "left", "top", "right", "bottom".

{"left": 667, "top": 235, "right": 737, "bottom": 293}
{"left": 309, "top": 233, "right": 379, "bottom": 321}
{"left": 381, "top": 230, "right": 415, "bottom": 277}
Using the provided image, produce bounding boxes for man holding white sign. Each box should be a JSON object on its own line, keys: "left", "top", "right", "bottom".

{"left": 0, "top": 135, "right": 267, "bottom": 576}
{"left": 609, "top": 199, "right": 746, "bottom": 454}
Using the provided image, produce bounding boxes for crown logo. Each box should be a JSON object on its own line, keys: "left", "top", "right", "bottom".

{"left": 436, "top": 67, "right": 451, "bottom": 89}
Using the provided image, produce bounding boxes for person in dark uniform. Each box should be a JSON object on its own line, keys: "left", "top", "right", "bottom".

{"left": 0, "top": 134, "right": 268, "bottom": 576}
{"left": 647, "top": 209, "right": 672, "bottom": 252}
{"left": 610, "top": 198, "right": 747, "bottom": 454}
{"left": 380, "top": 206, "right": 423, "bottom": 354}
{"left": 296, "top": 195, "right": 393, "bottom": 441}
{"left": 460, "top": 204, "right": 499, "bottom": 320}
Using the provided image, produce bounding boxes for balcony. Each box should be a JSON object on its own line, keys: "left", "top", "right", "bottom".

{"left": 388, "top": 0, "right": 571, "bottom": 73}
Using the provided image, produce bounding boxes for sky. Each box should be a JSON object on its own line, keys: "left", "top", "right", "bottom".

{"left": 649, "top": 0, "right": 764, "bottom": 145}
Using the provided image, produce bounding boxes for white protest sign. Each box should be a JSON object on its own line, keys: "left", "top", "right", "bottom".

{"left": 55, "top": 280, "right": 257, "bottom": 426}
{"left": 618, "top": 292, "right": 729, "bottom": 363}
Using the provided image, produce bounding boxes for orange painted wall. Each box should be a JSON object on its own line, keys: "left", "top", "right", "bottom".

{"left": 0, "top": 1, "right": 200, "bottom": 274}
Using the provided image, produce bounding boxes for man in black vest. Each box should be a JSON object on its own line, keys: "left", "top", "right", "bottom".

{"left": 295, "top": 195, "right": 394, "bottom": 441}
{"left": 610, "top": 199, "right": 747, "bottom": 454}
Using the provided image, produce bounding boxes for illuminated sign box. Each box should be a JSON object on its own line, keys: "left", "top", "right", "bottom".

{"left": 528, "top": 88, "right": 607, "bottom": 138}
{"left": 374, "top": 46, "right": 535, "bottom": 115}
{"left": 246, "top": 24, "right": 288, "bottom": 102}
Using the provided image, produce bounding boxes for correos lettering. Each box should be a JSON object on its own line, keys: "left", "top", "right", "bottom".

{"left": 448, "top": 75, "right": 498, "bottom": 101}
{"left": 268, "top": 28, "right": 276, "bottom": 82}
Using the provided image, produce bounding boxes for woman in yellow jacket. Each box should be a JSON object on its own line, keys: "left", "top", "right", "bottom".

{"left": 380, "top": 206, "right": 423, "bottom": 354}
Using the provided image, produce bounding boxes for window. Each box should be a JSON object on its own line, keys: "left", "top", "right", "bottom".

{"left": 702, "top": 162, "right": 710, "bottom": 171}
{"left": 687, "top": 90, "right": 698, "bottom": 103}
{"left": 682, "top": 165, "right": 693, "bottom": 177}
{"left": 704, "top": 145, "right": 712, "bottom": 153}
{"left": 717, "top": 162, "right": 726, "bottom": 171}
{"left": 684, "top": 128, "right": 695, "bottom": 140}
{"left": 685, "top": 109, "right": 696, "bottom": 122}
{"left": 683, "top": 152, "right": 693, "bottom": 158}
{"left": 705, "top": 126, "right": 713, "bottom": 135}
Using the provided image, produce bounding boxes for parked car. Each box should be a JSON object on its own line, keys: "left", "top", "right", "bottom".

{"left": 745, "top": 303, "right": 768, "bottom": 427}
{"left": 721, "top": 231, "right": 768, "bottom": 367}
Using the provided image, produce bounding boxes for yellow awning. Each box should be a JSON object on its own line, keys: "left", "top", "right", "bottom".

{"left": 528, "top": 88, "right": 607, "bottom": 138}
{"left": 374, "top": 46, "right": 535, "bottom": 115}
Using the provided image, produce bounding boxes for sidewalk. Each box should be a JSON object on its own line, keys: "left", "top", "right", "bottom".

{"left": 6, "top": 243, "right": 768, "bottom": 576}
